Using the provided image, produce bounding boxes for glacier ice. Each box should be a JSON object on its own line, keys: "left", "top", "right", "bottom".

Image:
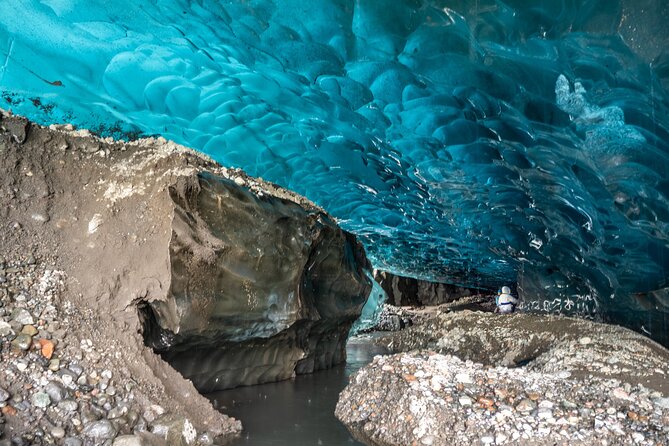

{"left": 1, "top": 0, "right": 669, "bottom": 344}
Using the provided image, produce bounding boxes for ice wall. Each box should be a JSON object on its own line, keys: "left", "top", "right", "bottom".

{"left": 1, "top": 0, "right": 668, "bottom": 343}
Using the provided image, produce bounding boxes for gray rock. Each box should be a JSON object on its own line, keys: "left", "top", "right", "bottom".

{"left": 112, "top": 435, "right": 148, "bottom": 446}
{"left": 63, "top": 438, "right": 83, "bottom": 446}
{"left": 45, "top": 381, "right": 67, "bottom": 403}
{"left": 151, "top": 414, "right": 196, "bottom": 445}
{"left": 654, "top": 397, "right": 669, "bottom": 409}
{"left": 83, "top": 420, "right": 118, "bottom": 439}
{"left": 68, "top": 363, "right": 84, "bottom": 377}
{"left": 0, "top": 387, "right": 9, "bottom": 402}
{"left": 31, "top": 392, "right": 51, "bottom": 408}
{"left": 516, "top": 399, "right": 536, "bottom": 413}
{"left": 57, "top": 399, "right": 79, "bottom": 412}
{"left": 0, "top": 321, "right": 12, "bottom": 337}
{"left": 51, "top": 426, "right": 66, "bottom": 439}
{"left": 107, "top": 406, "right": 127, "bottom": 419}
{"left": 11, "top": 309, "right": 34, "bottom": 325}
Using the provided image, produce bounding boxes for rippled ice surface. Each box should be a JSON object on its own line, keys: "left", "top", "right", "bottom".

{"left": 208, "top": 337, "right": 388, "bottom": 445}
{"left": 1, "top": 1, "right": 668, "bottom": 343}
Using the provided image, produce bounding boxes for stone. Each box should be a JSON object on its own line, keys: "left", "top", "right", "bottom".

{"left": 11, "top": 334, "right": 32, "bottom": 351}
{"left": 1, "top": 405, "right": 17, "bottom": 416}
{"left": 516, "top": 399, "right": 536, "bottom": 413}
{"left": 48, "top": 358, "right": 60, "bottom": 371}
{"left": 57, "top": 399, "right": 79, "bottom": 412}
{"left": 458, "top": 396, "right": 473, "bottom": 406}
{"left": 39, "top": 339, "right": 55, "bottom": 359}
{"left": 151, "top": 414, "right": 197, "bottom": 445}
{"left": 653, "top": 397, "right": 669, "bottom": 409}
{"left": 0, "top": 321, "right": 13, "bottom": 337}
{"left": 579, "top": 337, "right": 592, "bottom": 345}
{"left": 20, "top": 325, "right": 38, "bottom": 336}
{"left": 112, "top": 435, "right": 148, "bottom": 446}
{"left": 611, "top": 388, "right": 631, "bottom": 401}
{"left": 11, "top": 309, "right": 34, "bottom": 325}
{"left": 51, "top": 426, "right": 66, "bottom": 439}
{"left": 31, "top": 392, "right": 51, "bottom": 408}
{"left": 83, "top": 420, "right": 118, "bottom": 439}
{"left": 45, "top": 381, "right": 67, "bottom": 403}
{"left": 63, "top": 438, "right": 83, "bottom": 446}
{"left": 455, "top": 373, "right": 473, "bottom": 384}
{"left": 0, "top": 387, "right": 9, "bottom": 402}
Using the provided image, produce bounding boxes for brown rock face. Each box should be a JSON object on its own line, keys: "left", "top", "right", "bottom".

{"left": 373, "top": 270, "right": 482, "bottom": 307}
{"left": 0, "top": 111, "right": 372, "bottom": 436}
{"left": 144, "top": 171, "right": 372, "bottom": 391}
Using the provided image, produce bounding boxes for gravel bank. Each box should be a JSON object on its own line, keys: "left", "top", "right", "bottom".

{"left": 336, "top": 308, "right": 669, "bottom": 445}
{"left": 0, "top": 111, "right": 255, "bottom": 444}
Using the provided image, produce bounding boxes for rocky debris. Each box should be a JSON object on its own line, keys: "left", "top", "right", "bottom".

{"left": 373, "top": 271, "right": 484, "bottom": 307}
{"left": 0, "top": 258, "right": 228, "bottom": 444}
{"left": 336, "top": 352, "right": 669, "bottom": 446}
{"left": 368, "top": 304, "right": 414, "bottom": 332}
{"left": 337, "top": 307, "right": 669, "bottom": 445}
{"left": 375, "top": 309, "right": 669, "bottom": 394}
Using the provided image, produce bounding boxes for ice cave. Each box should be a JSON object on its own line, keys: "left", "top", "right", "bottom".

{"left": 0, "top": 1, "right": 668, "bottom": 445}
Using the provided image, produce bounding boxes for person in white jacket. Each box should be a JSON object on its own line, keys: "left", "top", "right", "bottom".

{"left": 496, "top": 286, "right": 518, "bottom": 314}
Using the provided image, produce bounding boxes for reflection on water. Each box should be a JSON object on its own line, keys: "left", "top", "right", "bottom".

{"left": 208, "top": 336, "right": 388, "bottom": 446}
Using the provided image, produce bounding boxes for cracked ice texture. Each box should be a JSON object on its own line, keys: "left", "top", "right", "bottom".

{"left": 1, "top": 0, "right": 669, "bottom": 344}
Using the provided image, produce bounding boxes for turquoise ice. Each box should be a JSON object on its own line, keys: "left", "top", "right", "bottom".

{"left": 1, "top": 0, "right": 668, "bottom": 344}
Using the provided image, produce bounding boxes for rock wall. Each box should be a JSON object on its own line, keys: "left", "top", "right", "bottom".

{"left": 373, "top": 270, "right": 484, "bottom": 307}
{"left": 144, "top": 172, "right": 372, "bottom": 391}
{"left": 0, "top": 111, "right": 371, "bottom": 438}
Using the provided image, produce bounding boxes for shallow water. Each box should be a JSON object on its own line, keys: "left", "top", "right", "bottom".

{"left": 208, "top": 336, "right": 388, "bottom": 446}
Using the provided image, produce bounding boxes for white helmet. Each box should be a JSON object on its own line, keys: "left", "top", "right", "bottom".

{"left": 501, "top": 286, "right": 511, "bottom": 294}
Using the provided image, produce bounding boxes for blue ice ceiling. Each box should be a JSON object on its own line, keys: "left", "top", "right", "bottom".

{"left": 1, "top": 0, "right": 669, "bottom": 342}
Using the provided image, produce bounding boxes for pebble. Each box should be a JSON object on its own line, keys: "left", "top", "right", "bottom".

{"left": 45, "top": 381, "right": 67, "bottom": 403}
{"left": 0, "top": 321, "right": 13, "bottom": 336}
{"left": 82, "top": 420, "right": 118, "bottom": 439}
{"left": 653, "top": 397, "right": 669, "bottom": 409}
{"left": 31, "top": 392, "right": 51, "bottom": 408}
{"left": 51, "top": 426, "right": 66, "bottom": 439}
{"left": 20, "top": 324, "right": 38, "bottom": 336}
{"left": 11, "top": 333, "right": 32, "bottom": 351}
{"left": 459, "top": 396, "right": 473, "bottom": 406}
{"left": 12, "top": 309, "right": 34, "bottom": 325}
{"left": 0, "top": 387, "right": 9, "bottom": 402}
{"left": 456, "top": 373, "right": 473, "bottom": 384}
{"left": 112, "top": 436, "right": 147, "bottom": 446}
{"left": 516, "top": 399, "right": 536, "bottom": 413}
{"left": 57, "top": 399, "right": 79, "bottom": 412}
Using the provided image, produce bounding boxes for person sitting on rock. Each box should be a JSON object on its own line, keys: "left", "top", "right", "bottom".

{"left": 495, "top": 286, "right": 518, "bottom": 314}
